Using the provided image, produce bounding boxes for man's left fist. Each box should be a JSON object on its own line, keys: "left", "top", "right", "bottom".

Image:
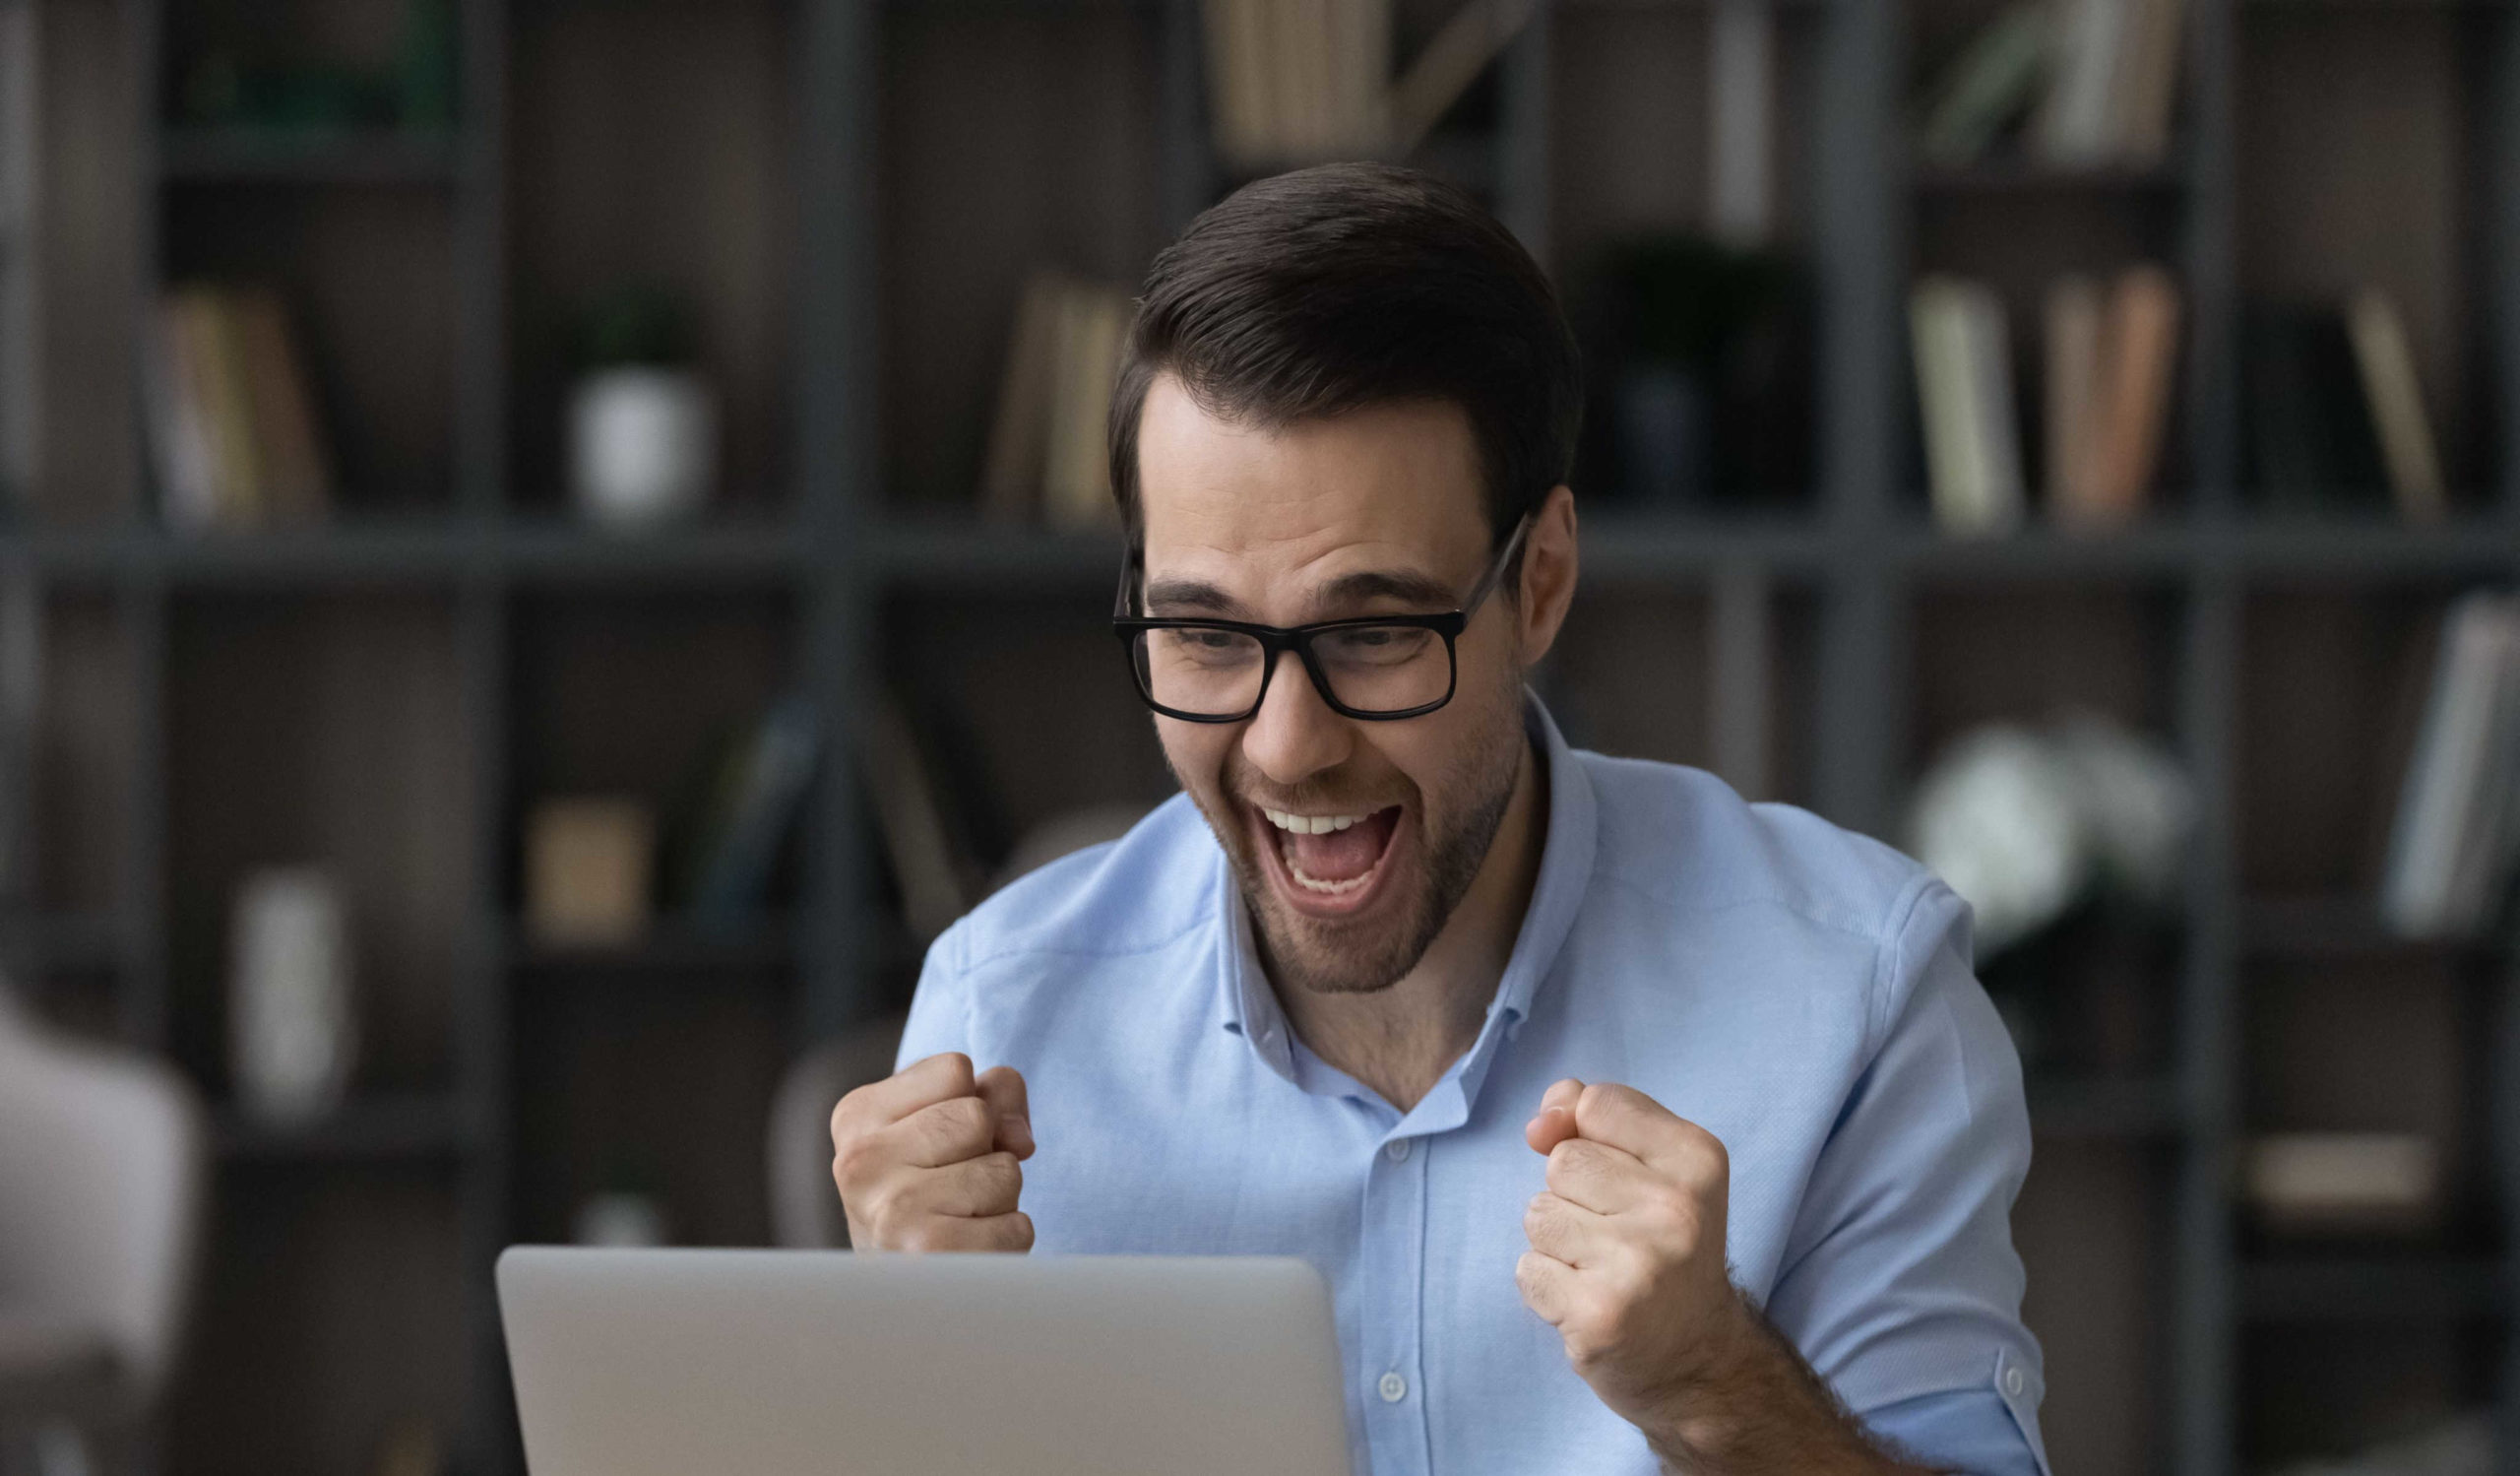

{"left": 1516, "top": 1077, "right": 1754, "bottom": 1436}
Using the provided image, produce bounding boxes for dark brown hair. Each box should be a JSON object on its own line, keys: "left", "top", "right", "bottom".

{"left": 1108, "top": 162, "right": 1582, "bottom": 550}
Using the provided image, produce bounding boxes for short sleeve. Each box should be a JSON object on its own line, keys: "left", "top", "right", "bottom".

{"left": 892, "top": 919, "right": 975, "bottom": 1072}
{"left": 1764, "top": 879, "right": 2051, "bottom": 1476}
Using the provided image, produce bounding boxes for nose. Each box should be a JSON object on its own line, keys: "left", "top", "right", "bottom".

{"left": 1241, "top": 649, "right": 1354, "bottom": 788}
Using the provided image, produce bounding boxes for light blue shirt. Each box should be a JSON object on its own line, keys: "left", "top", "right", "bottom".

{"left": 898, "top": 696, "right": 2050, "bottom": 1476}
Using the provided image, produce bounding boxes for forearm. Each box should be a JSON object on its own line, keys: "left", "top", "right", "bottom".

{"left": 1639, "top": 1292, "right": 1938, "bottom": 1476}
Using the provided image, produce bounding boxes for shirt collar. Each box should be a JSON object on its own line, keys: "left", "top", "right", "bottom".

{"left": 1215, "top": 689, "right": 1601, "bottom": 1117}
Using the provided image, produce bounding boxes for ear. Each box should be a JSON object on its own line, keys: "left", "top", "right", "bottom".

{"left": 1515, "top": 484, "right": 1579, "bottom": 667}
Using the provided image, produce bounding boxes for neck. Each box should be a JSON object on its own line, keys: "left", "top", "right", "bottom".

{"left": 1274, "top": 734, "right": 1549, "bottom": 1113}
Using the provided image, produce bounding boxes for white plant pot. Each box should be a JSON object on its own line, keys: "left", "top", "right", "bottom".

{"left": 231, "top": 868, "right": 356, "bottom": 1123}
{"left": 570, "top": 367, "right": 716, "bottom": 530}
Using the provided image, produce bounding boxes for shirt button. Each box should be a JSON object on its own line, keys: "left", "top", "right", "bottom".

{"left": 1385, "top": 1139, "right": 1411, "bottom": 1163}
{"left": 2003, "top": 1366, "right": 2025, "bottom": 1398}
{"left": 1377, "top": 1371, "right": 1408, "bottom": 1403}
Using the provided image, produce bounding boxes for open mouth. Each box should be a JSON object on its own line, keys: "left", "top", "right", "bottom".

{"left": 1255, "top": 802, "right": 1403, "bottom": 909}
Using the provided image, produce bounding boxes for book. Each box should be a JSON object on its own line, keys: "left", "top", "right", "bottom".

{"left": 1912, "top": 275, "right": 2024, "bottom": 536}
{"left": 978, "top": 271, "right": 1133, "bottom": 527}
{"left": 145, "top": 285, "right": 336, "bottom": 532}
{"left": 2381, "top": 593, "right": 2520, "bottom": 937}
{"left": 191, "top": 289, "right": 264, "bottom": 527}
{"left": 2343, "top": 287, "right": 2447, "bottom": 524}
{"left": 1203, "top": 0, "right": 1398, "bottom": 167}
{"left": 2032, "top": 0, "right": 2128, "bottom": 166}
{"left": 2111, "top": 0, "right": 2185, "bottom": 165}
{"left": 2075, "top": 264, "right": 2179, "bottom": 526}
{"left": 146, "top": 293, "right": 221, "bottom": 532}
{"left": 2042, "top": 274, "right": 2103, "bottom": 516}
{"left": 860, "top": 695, "right": 979, "bottom": 944}
{"left": 1389, "top": 0, "right": 1536, "bottom": 156}
{"left": 225, "top": 288, "right": 334, "bottom": 525}
{"left": 1041, "top": 283, "right": 1129, "bottom": 530}
{"left": 1916, "top": 3, "right": 2052, "bottom": 166}
{"left": 2243, "top": 1132, "right": 2439, "bottom": 1237}
{"left": 978, "top": 273, "right": 1064, "bottom": 522}
{"left": 682, "top": 694, "right": 822, "bottom": 927}
{"left": 525, "top": 798, "right": 657, "bottom": 945}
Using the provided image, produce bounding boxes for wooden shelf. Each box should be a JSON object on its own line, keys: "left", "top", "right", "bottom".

{"left": 2241, "top": 1256, "right": 2506, "bottom": 1321}
{"left": 2027, "top": 1076, "right": 2189, "bottom": 1138}
{"left": 502, "top": 917, "right": 799, "bottom": 974}
{"left": 158, "top": 129, "right": 463, "bottom": 186}
{"left": 1912, "top": 159, "right": 2191, "bottom": 196}
{"left": 0, "top": 912, "right": 123, "bottom": 972}
{"left": 212, "top": 1094, "right": 473, "bottom": 1163}
{"left": 2241, "top": 896, "right": 2514, "bottom": 959}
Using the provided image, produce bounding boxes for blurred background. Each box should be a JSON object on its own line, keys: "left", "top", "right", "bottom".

{"left": 0, "top": 0, "right": 2514, "bottom": 1473}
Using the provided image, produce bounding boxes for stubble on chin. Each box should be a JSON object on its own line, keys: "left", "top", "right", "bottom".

{"left": 1176, "top": 685, "right": 1527, "bottom": 998}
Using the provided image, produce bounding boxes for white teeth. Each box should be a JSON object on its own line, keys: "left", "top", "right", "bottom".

{"left": 1261, "top": 807, "right": 1366, "bottom": 835}
{"left": 1287, "top": 859, "right": 1371, "bottom": 894}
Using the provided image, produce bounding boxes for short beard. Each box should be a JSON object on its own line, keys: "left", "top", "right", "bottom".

{"left": 1187, "top": 681, "right": 1528, "bottom": 997}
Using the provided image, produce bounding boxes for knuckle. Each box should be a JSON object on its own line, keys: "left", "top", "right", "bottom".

{"left": 924, "top": 1052, "right": 976, "bottom": 1095}
{"left": 1005, "top": 1211, "right": 1037, "bottom": 1251}
{"left": 830, "top": 1133, "right": 885, "bottom": 1191}
{"left": 973, "top": 1151, "right": 1023, "bottom": 1205}
{"left": 939, "top": 1095, "right": 992, "bottom": 1137}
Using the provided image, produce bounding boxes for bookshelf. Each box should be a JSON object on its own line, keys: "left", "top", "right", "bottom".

{"left": 6, "top": 0, "right": 2515, "bottom": 1473}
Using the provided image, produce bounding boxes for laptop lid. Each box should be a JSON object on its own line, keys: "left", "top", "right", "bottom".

{"left": 497, "top": 1247, "right": 1354, "bottom": 1476}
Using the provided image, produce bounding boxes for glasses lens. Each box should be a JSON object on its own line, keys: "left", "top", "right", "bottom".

{"left": 1135, "top": 626, "right": 1267, "bottom": 717}
{"left": 1312, "top": 624, "right": 1452, "bottom": 715}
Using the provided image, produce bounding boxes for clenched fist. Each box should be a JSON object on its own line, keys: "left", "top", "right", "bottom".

{"left": 830, "top": 1051, "right": 1035, "bottom": 1252}
{"left": 1517, "top": 1078, "right": 1921, "bottom": 1474}
{"left": 1516, "top": 1077, "right": 1750, "bottom": 1435}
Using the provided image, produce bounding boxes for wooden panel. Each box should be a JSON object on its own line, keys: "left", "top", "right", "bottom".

{"left": 2244, "top": 957, "right": 2484, "bottom": 1240}
{"left": 166, "top": 594, "right": 470, "bottom": 1095}
{"left": 167, "top": 1167, "right": 467, "bottom": 1476}
{"left": 1548, "top": 3, "right": 1824, "bottom": 272}
{"left": 162, "top": 185, "right": 458, "bottom": 510}
{"left": 512, "top": 969, "right": 789, "bottom": 1249}
{"left": 36, "top": 593, "right": 130, "bottom": 914}
{"left": 2239, "top": 9, "right": 2479, "bottom": 484}
{"left": 509, "top": 590, "right": 795, "bottom": 907}
{"left": 1547, "top": 589, "right": 1716, "bottom": 771}
{"left": 879, "top": 6, "right": 1164, "bottom": 512}
{"left": 2236, "top": 585, "right": 2445, "bottom": 896}
{"left": 35, "top": 0, "right": 142, "bottom": 525}
{"left": 2241, "top": 1323, "right": 2485, "bottom": 1469}
{"left": 2014, "top": 1140, "right": 2168, "bottom": 1476}
{"left": 509, "top": 0, "right": 795, "bottom": 513}
{"left": 1912, "top": 582, "right": 2178, "bottom": 780}
{"left": 883, "top": 590, "right": 1174, "bottom": 875}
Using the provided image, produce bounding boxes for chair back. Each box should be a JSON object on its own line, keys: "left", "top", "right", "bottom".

{"left": 0, "top": 984, "right": 206, "bottom": 1402}
{"left": 766, "top": 1012, "right": 908, "bottom": 1249}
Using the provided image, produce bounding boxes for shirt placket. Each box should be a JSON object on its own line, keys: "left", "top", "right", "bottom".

{"left": 1359, "top": 1126, "right": 1432, "bottom": 1476}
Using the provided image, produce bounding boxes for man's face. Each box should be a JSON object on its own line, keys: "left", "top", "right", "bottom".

{"left": 1132, "top": 375, "right": 1534, "bottom": 996}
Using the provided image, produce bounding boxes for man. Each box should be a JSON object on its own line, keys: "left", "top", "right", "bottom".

{"left": 830, "top": 163, "right": 2048, "bottom": 1476}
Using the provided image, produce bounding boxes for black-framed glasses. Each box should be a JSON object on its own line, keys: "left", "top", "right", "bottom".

{"left": 1110, "top": 514, "right": 1532, "bottom": 723}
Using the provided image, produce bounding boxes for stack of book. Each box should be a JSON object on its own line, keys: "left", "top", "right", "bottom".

{"left": 1911, "top": 264, "right": 2180, "bottom": 535}
{"left": 1202, "top": 0, "right": 1390, "bottom": 168}
{"left": 1199, "top": 0, "right": 1534, "bottom": 170}
{"left": 2381, "top": 593, "right": 2520, "bottom": 939}
{"left": 1917, "top": 0, "right": 2185, "bottom": 169}
{"left": 144, "top": 285, "right": 335, "bottom": 532}
{"left": 2245, "top": 288, "right": 2446, "bottom": 522}
{"left": 979, "top": 271, "right": 1134, "bottom": 530}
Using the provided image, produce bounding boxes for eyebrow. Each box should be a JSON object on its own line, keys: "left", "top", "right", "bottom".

{"left": 1141, "top": 567, "right": 1458, "bottom": 619}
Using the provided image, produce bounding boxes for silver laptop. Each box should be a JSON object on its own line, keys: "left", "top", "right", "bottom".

{"left": 497, "top": 1247, "right": 1354, "bottom": 1476}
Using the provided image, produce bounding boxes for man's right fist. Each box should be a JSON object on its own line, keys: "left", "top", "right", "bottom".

{"left": 830, "top": 1051, "right": 1036, "bottom": 1251}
